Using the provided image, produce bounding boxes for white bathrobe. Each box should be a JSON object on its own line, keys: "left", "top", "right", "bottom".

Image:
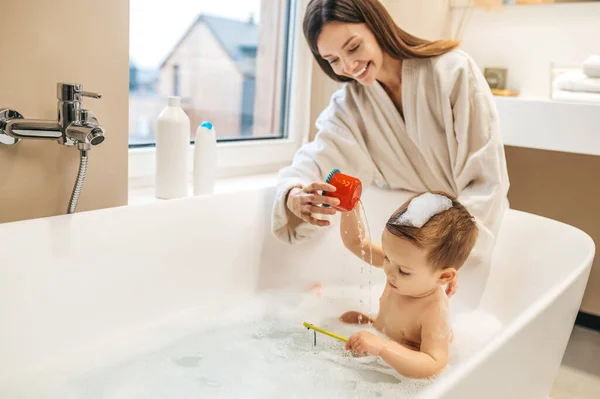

{"left": 272, "top": 50, "right": 510, "bottom": 309}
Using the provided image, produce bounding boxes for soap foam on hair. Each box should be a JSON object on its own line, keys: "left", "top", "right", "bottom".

{"left": 393, "top": 193, "right": 452, "bottom": 228}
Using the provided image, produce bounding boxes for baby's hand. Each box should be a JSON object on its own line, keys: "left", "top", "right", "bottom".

{"left": 346, "top": 331, "right": 387, "bottom": 356}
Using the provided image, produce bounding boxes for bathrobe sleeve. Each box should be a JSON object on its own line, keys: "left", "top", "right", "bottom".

{"left": 449, "top": 55, "right": 510, "bottom": 246}
{"left": 271, "top": 85, "right": 377, "bottom": 244}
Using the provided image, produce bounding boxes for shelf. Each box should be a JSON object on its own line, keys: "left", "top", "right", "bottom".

{"left": 494, "top": 96, "right": 600, "bottom": 157}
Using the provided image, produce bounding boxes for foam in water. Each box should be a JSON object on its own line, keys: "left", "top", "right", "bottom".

{"left": 10, "top": 285, "right": 502, "bottom": 399}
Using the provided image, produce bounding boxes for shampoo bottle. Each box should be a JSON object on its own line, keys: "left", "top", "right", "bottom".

{"left": 155, "top": 96, "right": 190, "bottom": 199}
{"left": 193, "top": 121, "right": 217, "bottom": 195}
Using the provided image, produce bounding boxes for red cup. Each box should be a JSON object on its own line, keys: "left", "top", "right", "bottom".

{"left": 324, "top": 169, "right": 362, "bottom": 212}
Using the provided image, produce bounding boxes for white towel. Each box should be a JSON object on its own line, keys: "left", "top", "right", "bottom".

{"left": 553, "top": 71, "right": 600, "bottom": 94}
{"left": 552, "top": 89, "right": 600, "bottom": 105}
{"left": 583, "top": 55, "right": 600, "bottom": 78}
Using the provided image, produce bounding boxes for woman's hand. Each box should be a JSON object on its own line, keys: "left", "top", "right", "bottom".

{"left": 286, "top": 182, "right": 341, "bottom": 226}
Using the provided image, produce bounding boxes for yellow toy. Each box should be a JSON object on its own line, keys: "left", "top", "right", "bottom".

{"left": 303, "top": 322, "right": 348, "bottom": 343}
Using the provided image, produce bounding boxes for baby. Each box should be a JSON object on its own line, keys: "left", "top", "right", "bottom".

{"left": 339, "top": 191, "right": 478, "bottom": 378}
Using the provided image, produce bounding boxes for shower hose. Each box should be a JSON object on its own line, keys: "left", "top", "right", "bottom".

{"left": 67, "top": 149, "right": 89, "bottom": 214}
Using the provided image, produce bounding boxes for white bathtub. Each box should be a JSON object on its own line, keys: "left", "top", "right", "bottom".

{"left": 0, "top": 186, "right": 595, "bottom": 398}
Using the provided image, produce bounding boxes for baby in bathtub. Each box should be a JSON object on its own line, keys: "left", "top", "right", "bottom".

{"left": 339, "top": 191, "right": 478, "bottom": 378}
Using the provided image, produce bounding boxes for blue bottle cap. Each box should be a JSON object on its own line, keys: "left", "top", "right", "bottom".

{"left": 200, "top": 121, "right": 213, "bottom": 130}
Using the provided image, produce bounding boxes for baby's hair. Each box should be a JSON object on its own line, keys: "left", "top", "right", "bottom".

{"left": 385, "top": 191, "right": 478, "bottom": 270}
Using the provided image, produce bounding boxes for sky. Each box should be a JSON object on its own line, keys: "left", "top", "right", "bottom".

{"left": 130, "top": 0, "right": 262, "bottom": 69}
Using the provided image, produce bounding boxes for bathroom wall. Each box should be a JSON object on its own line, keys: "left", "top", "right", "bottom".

{"left": 381, "top": 0, "right": 453, "bottom": 40}
{"left": 0, "top": 0, "right": 129, "bottom": 224}
{"left": 452, "top": 2, "right": 600, "bottom": 97}
{"left": 308, "top": 62, "right": 339, "bottom": 140}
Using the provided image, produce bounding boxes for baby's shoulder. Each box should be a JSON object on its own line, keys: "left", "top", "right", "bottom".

{"left": 421, "top": 292, "right": 450, "bottom": 322}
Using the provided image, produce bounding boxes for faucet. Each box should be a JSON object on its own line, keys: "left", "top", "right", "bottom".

{"left": 0, "top": 83, "right": 106, "bottom": 213}
{"left": 0, "top": 83, "right": 104, "bottom": 149}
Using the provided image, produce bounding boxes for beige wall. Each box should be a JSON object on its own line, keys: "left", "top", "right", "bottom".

{"left": 505, "top": 147, "right": 600, "bottom": 316}
{"left": 452, "top": 2, "right": 600, "bottom": 97}
{"left": 0, "top": 0, "right": 129, "bottom": 224}
{"left": 308, "top": 61, "right": 340, "bottom": 140}
{"left": 381, "top": 1, "right": 600, "bottom": 97}
{"left": 381, "top": 0, "right": 453, "bottom": 40}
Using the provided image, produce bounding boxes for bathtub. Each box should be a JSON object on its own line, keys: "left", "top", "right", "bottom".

{"left": 0, "top": 185, "right": 595, "bottom": 398}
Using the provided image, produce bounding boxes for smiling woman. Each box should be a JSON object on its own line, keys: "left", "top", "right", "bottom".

{"left": 272, "top": 0, "right": 510, "bottom": 311}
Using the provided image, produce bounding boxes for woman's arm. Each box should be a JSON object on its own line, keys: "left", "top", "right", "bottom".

{"left": 272, "top": 86, "right": 377, "bottom": 245}
{"left": 340, "top": 207, "right": 385, "bottom": 267}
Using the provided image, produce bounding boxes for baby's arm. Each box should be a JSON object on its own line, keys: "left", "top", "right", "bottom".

{"left": 346, "top": 307, "right": 450, "bottom": 378}
{"left": 381, "top": 310, "right": 449, "bottom": 378}
{"left": 340, "top": 207, "right": 385, "bottom": 267}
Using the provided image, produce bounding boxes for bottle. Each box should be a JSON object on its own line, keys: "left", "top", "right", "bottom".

{"left": 155, "top": 96, "right": 190, "bottom": 199}
{"left": 193, "top": 121, "right": 217, "bottom": 195}
{"left": 323, "top": 169, "right": 362, "bottom": 212}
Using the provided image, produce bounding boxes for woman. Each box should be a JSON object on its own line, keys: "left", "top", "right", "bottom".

{"left": 272, "top": 0, "right": 509, "bottom": 308}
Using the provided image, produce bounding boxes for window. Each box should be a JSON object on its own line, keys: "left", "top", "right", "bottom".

{"left": 129, "top": 0, "right": 293, "bottom": 147}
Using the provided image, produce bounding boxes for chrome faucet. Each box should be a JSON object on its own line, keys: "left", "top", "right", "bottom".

{"left": 0, "top": 83, "right": 104, "bottom": 150}
{"left": 0, "top": 83, "right": 106, "bottom": 214}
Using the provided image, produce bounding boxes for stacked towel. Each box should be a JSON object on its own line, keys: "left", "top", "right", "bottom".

{"left": 552, "top": 90, "right": 600, "bottom": 105}
{"left": 553, "top": 71, "right": 600, "bottom": 94}
{"left": 583, "top": 55, "right": 600, "bottom": 79}
{"left": 552, "top": 55, "right": 600, "bottom": 104}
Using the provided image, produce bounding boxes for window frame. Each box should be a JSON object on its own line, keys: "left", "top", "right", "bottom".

{"left": 128, "top": 0, "right": 313, "bottom": 184}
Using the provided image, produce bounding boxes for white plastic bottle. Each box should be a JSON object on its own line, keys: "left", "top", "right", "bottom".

{"left": 155, "top": 96, "right": 190, "bottom": 199}
{"left": 193, "top": 121, "right": 217, "bottom": 195}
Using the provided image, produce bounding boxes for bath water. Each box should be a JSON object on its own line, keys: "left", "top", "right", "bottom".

{"left": 22, "top": 285, "right": 502, "bottom": 399}
{"left": 354, "top": 199, "right": 374, "bottom": 320}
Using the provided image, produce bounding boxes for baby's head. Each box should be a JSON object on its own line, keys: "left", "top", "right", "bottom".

{"left": 381, "top": 192, "right": 478, "bottom": 297}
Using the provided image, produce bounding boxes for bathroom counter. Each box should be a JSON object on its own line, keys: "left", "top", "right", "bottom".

{"left": 494, "top": 96, "right": 600, "bottom": 157}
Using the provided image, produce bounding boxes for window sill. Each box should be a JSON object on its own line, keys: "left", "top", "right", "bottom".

{"left": 129, "top": 137, "right": 298, "bottom": 182}
{"left": 128, "top": 172, "right": 278, "bottom": 206}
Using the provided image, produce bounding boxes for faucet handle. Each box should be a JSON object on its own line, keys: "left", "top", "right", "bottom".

{"left": 82, "top": 91, "right": 102, "bottom": 100}
{"left": 57, "top": 83, "right": 102, "bottom": 101}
